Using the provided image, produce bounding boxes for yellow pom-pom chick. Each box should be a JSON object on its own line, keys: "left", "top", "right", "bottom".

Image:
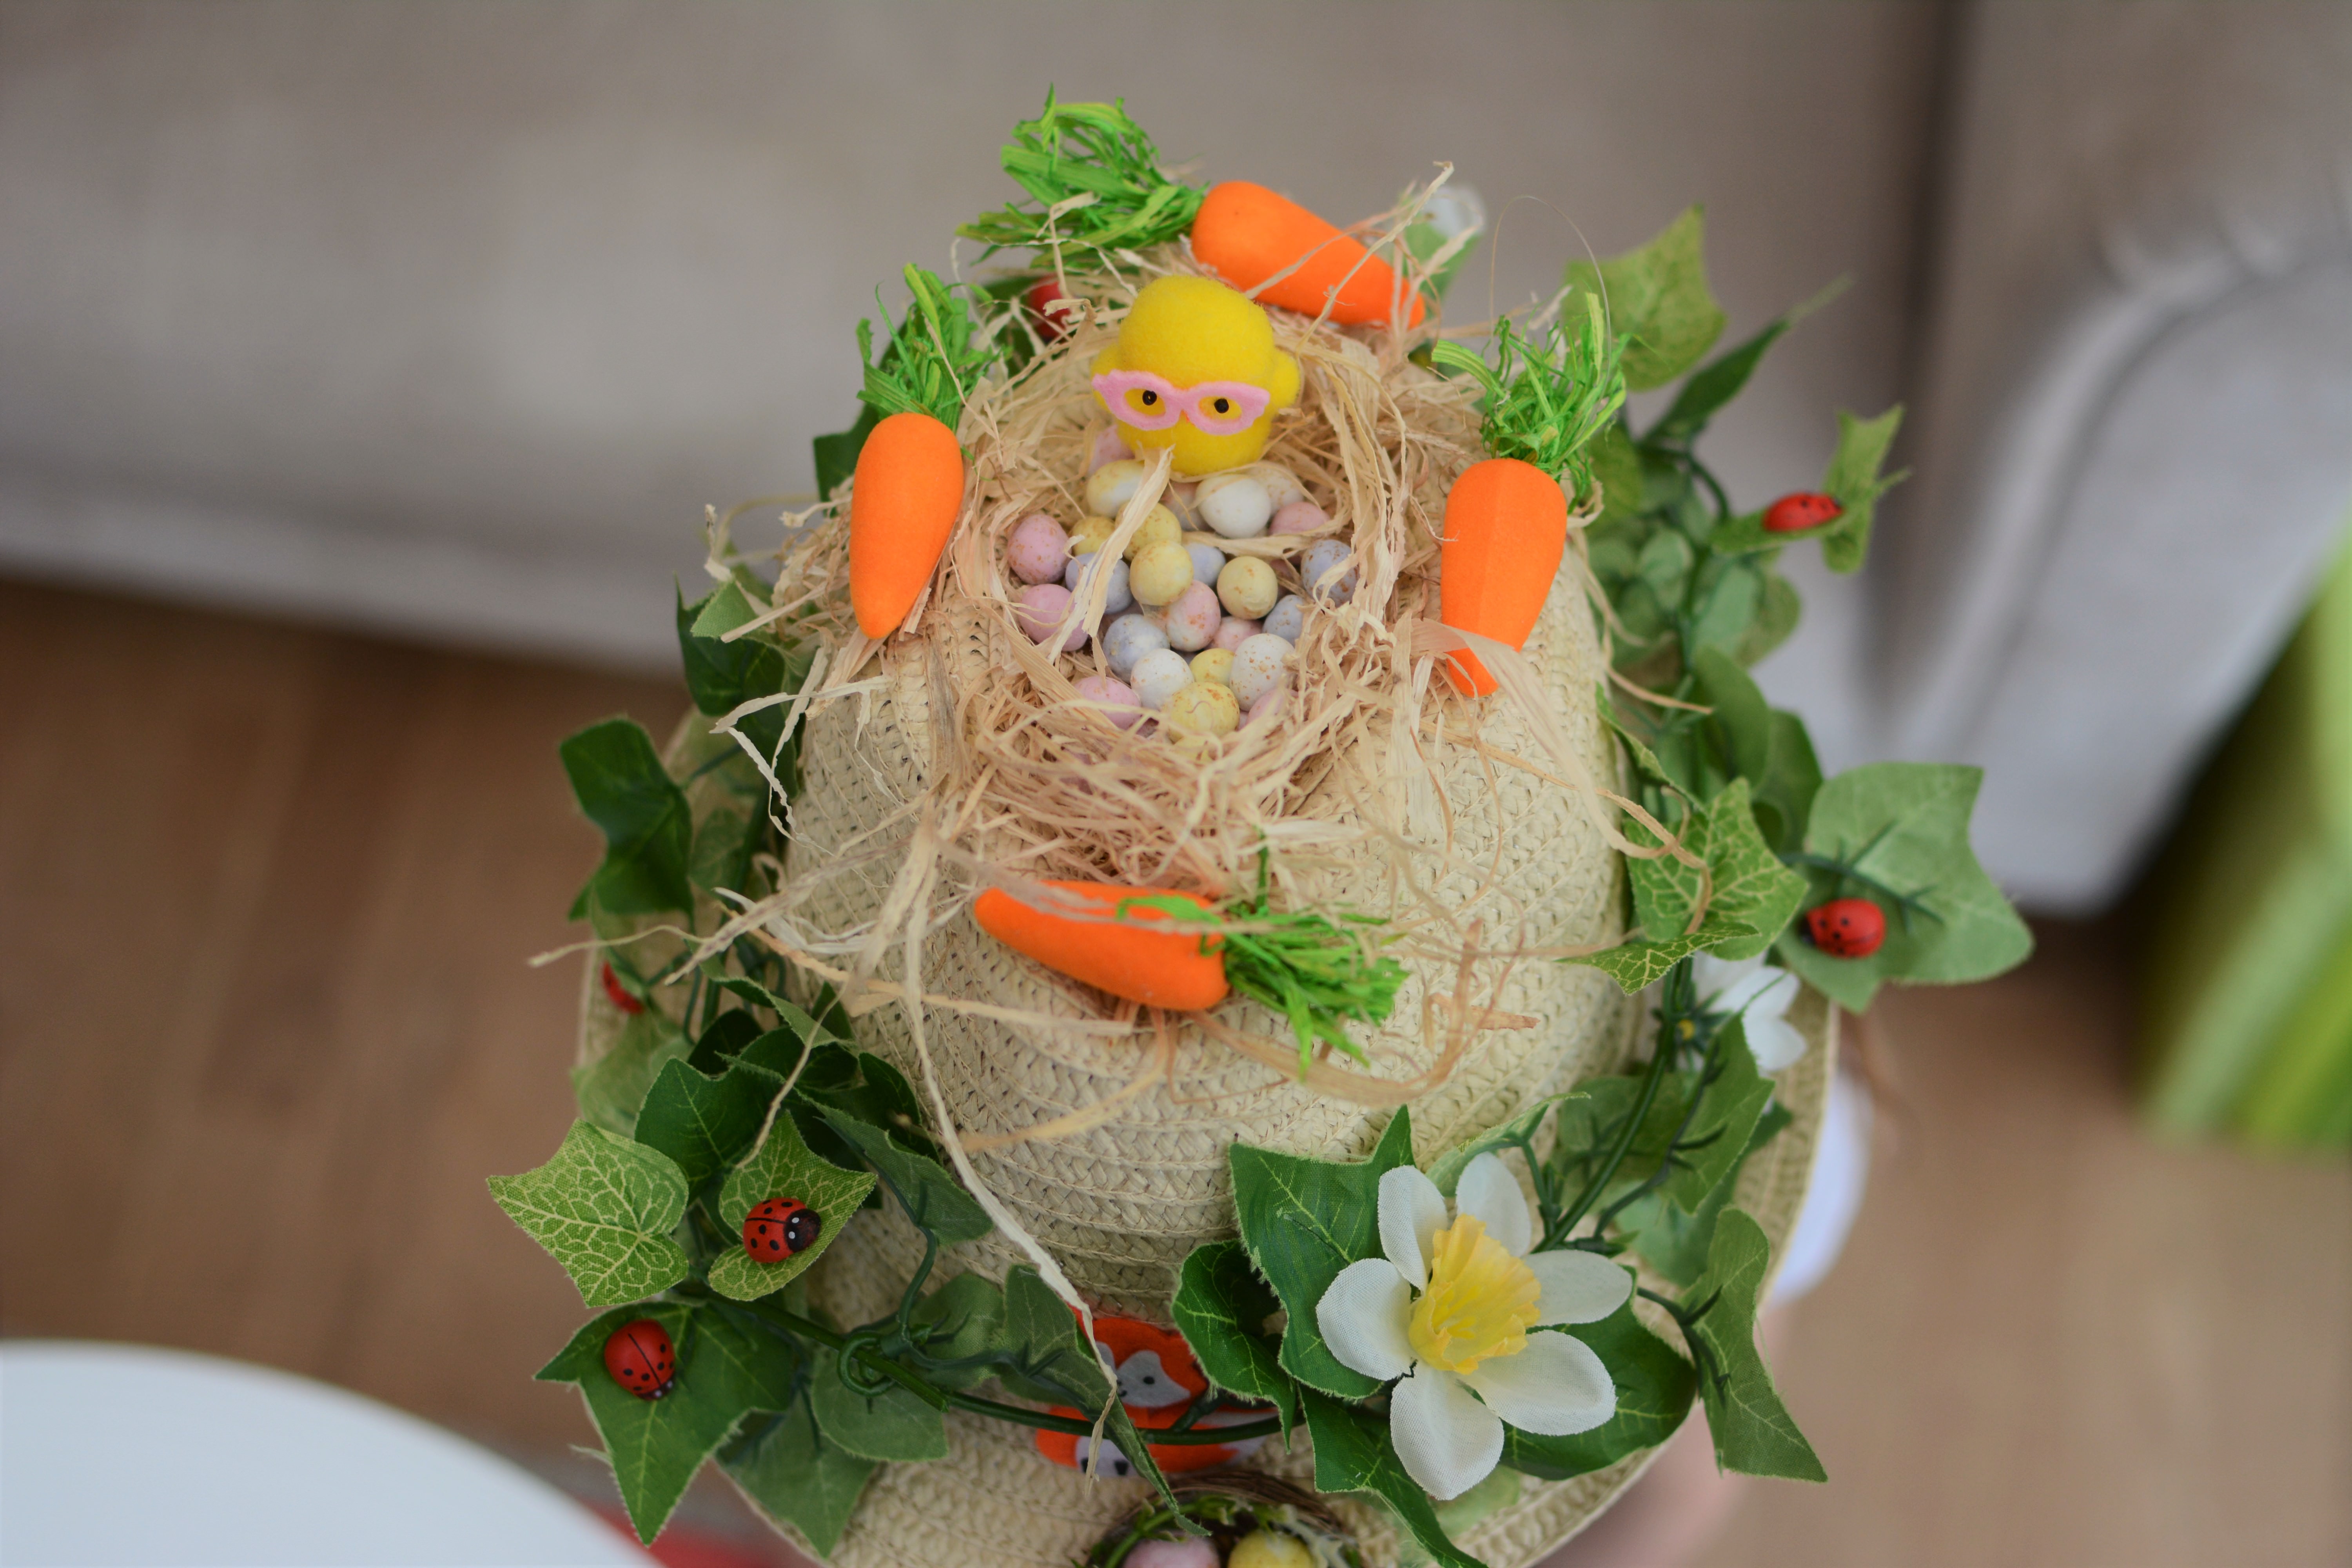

{"left": 1091, "top": 276, "right": 1301, "bottom": 477}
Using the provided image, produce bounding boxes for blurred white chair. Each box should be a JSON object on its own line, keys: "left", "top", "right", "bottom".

{"left": 0, "top": 1341, "right": 650, "bottom": 1567}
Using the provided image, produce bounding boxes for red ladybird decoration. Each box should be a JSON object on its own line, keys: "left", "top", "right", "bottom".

{"left": 1803, "top": 897, "right": 1887, "bottom": 958}
{"left": 1763, "top": 492, "right": 1844, "bottom": 534}
{"left": 744, "top": 1196, "right": 821, "bottom": 1263}
{"left": 599, "top": 961, "right": 644, "bottom": 1015}
{"left": 1025, "top": 278, "right": 1079, "bottom": 341}
{"left": 603, "top": 1318, "right": 676, "bottom": 1401}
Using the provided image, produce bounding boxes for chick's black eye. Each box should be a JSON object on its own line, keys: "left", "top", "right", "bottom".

{"left": 1212, "top": 398, "right": 1230, "bottom": 414}
{"left": 1139, "top": 390, "right": 1158, "bottom": 406}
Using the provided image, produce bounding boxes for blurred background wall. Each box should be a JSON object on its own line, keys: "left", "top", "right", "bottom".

{"left": 2, "top": 0, "right": 2348, "bottom": 913}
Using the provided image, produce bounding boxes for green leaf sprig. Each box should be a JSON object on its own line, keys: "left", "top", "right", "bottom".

{"left": 1427, "top": 294, "right": 1628, "bottom": 492}
{"left": 958, "top": 91, "right": 1206, "bottom": 257}
{"left": 854, "top": 264, "right": 1000, "bottom": 433}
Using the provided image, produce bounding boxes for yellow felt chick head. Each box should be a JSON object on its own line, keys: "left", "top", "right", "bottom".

{"left": 1091, "top": 275, "right": 1301, "bottom": 476}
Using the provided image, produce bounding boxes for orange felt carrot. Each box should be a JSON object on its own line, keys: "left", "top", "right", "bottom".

{"left": 1438, "top": 457, "right": 1568, "bottom": 695}
{"left": 973, "top": 882, "right": 1228, "bottom": 1012}
{"left": 1193, "top": 181, "right": 1426, "bottom": 329}
{"left": 848, "top": 410, "right": 965, "bottom": 639}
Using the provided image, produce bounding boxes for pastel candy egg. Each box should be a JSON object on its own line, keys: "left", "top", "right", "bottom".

{"left": 1230, "top": 632, "right": 1292, "bottom": 709}
{"left": 1129, "top": 648, "right": 1192, "bottom": 710}
{"left": 1165, "top": 480, "right": 1201, "bottom": 530}
{"left": 1125, "top": 1539, "right": 1219, "bottom": 1568}
{"left": 1246, "top": 687, "right": 1284, "bottom": 728}
{"left": 1006, "top": 513, "right": 1071, "bottom": 584}
{"left": 1155, "top": 581, "right": 1222, "bottom": 652}
{"left": 1229, "top": 1530, "right": 1314, "bottom": 1568}
{"left": 1216, "top": 556, "right": 1279, "bottom": 619}
{"left": 1087, "top": 427, "right": 1131, "bottom": 474}
{"left": 1063, "top": 551, "right": 1132, "bottom": 615}
{"left": 1085, "top": 459, "right": 1148, "bottom": 519}
{"left": 1166, "top": 680, "right": 1239, "bottom": 738}
{"left": 1303, "top": 539, "right": 1358, "bottom": 604}
{"left": 1074, "top": 673, "right": 1142, "bottom": 730}
{"left": 1101, "top": 613, "right": 1168, "bottom": 678}
{"left": 1250, "top": 463, "right": 1309, "bottom": 507}
{"left": 1069, "top": 515, "right": 1117, "bottom": 557}
{"left": 1122, "top": 505, "right": 1183, "bottom": 561}
{"left": 1129, "top": 542, "right": 1194, "bottom": 607}
{"left": 1263, "top": 593, "right": 1307, "bottom": 644}
{"left": 1014, "top": 584, "right": 1080, "bottom": 652}
{"left": 1270, "top": 499, "right": 1330, "bottom": 536}
{"left": 1212, "top": 616, "right": 1261, "bottom": 652}
{"left": 1185, "top": 541, "right": 1229, "bottom": 585}
{"left": 1196, "top": 472, "right": 1275, "bottom": 539}
{"left": 1190, "top": 648, "right": 1235, "bottom": 686}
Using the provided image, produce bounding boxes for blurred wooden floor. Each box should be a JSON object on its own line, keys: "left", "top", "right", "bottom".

{"left": 3, "top": 579, "right": 2347, "bottom": 1568}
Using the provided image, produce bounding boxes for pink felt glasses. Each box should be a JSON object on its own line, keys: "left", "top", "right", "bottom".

{"left": 1090, "top": 370, "right": 1273, "bottom": 437}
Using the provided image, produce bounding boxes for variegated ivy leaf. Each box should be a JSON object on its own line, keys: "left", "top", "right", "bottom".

{"left": 705, "top": 1109, "right": 875, "bottom": 1301}
{"left": 488, "top": 1121, "right": 690, "bottom": 1307}
{"left": 1575, "top": 920, "right": 1760, "bottom": 993}
{"left": 1622, "top": 779, "right": 1807, "bottom": 965}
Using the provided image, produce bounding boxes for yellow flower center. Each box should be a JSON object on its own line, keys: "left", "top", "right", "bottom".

{"left": 1406, "top": 1215, "right": 1541, "bottom": 1374}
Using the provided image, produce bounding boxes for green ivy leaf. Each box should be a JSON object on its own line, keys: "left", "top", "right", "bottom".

{"left": 904, "top": 1272, "right": 1007, "bottom": 1392}
{"left": 1731, "top": 570, "right": 1803, "bottom": 668}
{"left": 1693, "top": 648, "right": 1771, "bottom": 782}
{"left": 1618, "top": 1103, "right": 1792, "bottom": 1287}
{"left": 1299, "top": 1388, "right": 1481, "bottom": 1568}
{"left": 808, "top": 1347, "right": 949, "bottom": 1462}
{"left": 1499, "top": 1292, "right": 1696, "bottom": 1481}
{"left": 818, "top": 1109, "right": 991, "bottom": 1246}
{"left": 684, "top": 1007, "right": 768, "bottom": 1077}
{"left": 1775, "top": 762, "right": 2033, "bottom": 1011}
{"left": 1752, "top": 710, "right": 1823, "bottom": 857}
{"left": 561, "top": 718, "right": 695, "bottom": 919}
{"left": 633, "top": 1058, "right": 766, "bottom": 1189}
{"left": 1428, "top": 1094, "right": 1577, "bottom": 1197}
{"left": 1818, "top": 406, "right": 1906, "bottom": 573}
{"left": 1657, "top": 1016, "right": 1774, "bottom": 1213}
{"left": 1646, "top": 318, "right": 1790, "bottom": 447}
{"left": 1565, "top": 207, "right": 1727, "bottom": 392}
{"left": 720, "top": 1398, "right": 877, "bottom": 1557}
{"left": 707, "top": 1110, "right": 876, "bottom": 1301}
{"left": 993, "top": 1266, "right": 1193, "bottom": 1526}
{"left": 1170, "top": 1241, "right": 1300, "bottom": 1441}
{"left": 813, "top": 402, "right": 882, "bottom": 504}
{"left": 1683, "top": 1209, "right": 1824, "bottom": 1480}
{"left": 1573, "top": 921, "right": 1761, "bottom": 993}
{"left": 1596, "top": 687, "right": 1678, "bottom": 793}
{"left": 1619, "top": 780, "right": 1808, "bottom": 965}
{"left": 1230, "top": 1109, "right": 1416, "bottom": 1399}
{"left": 488, "top": 1122, "right": 691, "bottom": 1307}
{"left": 572, "top": 1007, "right": 693, "bottom": 1136}
{"left": 689, "top": 805, "right": 760, "bottom": 897}
{"left": 538, "top": 1303, "right": 801, "bottom": 1543}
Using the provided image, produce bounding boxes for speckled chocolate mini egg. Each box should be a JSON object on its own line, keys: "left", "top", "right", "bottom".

{"left": 1154, "top": 581, "right": 1222, "bottom": 652}
{"left": 1129, "top": 542, "right": 1194, "bottom": 608}
{"left": 1166, "top": 680, "right": 1239, "bottom": 738}
{"left": 1014, "top": 584, "right": 1081, "bottom": 652}
{"left": 1129, "top": 648, "right": 1192, "bottom": 710}
{"left": 1087, "top": 427, "right": 1131, "bottom": 474}
{"left": 1063, "top": 551, "right": 1131, "bottom": 615}
{"left": 1302, "top": 539, "right": 1358, "bottom": 604}
{"left": 1100, "top": 613, "right": 1167, "bottom": 678}
{"left": 1215, "top": 556, "right": 1279, "bottom": 619}
{"left": 1263, "top": 594, "right": 1307, "bottom": 644}
{"left": 1185, "top": 541, "right": 1228, "bottom": 586}
{"left": 1230, "top": 632, "right": 1292, "bottom": 709}
{"left": 1212, "top": 616, "right": 1261, "bottom": 652}
{"left": 1269, "top": 499, "right": 1329, "bottom": 536}
{"left": 1122, "top": 505, "right": 1183, "bottom": 562}
{"left": 1196, "top": 471, "right": 1274, "bottom": 539}
{"left": 1073, "top": 673, "right": 1142, "bottom": 730}
{"left": 1249, "top": 463, "right": 1308, "bottom": 508}
{"left": 1006, "top": 513, "right": 1069, "bottom": 585}
{"left": 1085, "top": 459, "right": 1147, "bottom": 518}
{"left": 1069, "top": 515, "right": 1117, "bottom": 557}
{"left": 1189, "top": 648, "right": 1234, "bottom": 686}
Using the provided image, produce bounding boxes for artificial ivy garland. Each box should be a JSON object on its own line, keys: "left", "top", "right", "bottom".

{"left": 492, "top": 98, "right": 2031, "bottom": 1567}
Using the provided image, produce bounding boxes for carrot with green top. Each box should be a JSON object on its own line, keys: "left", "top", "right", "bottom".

{"left": 1429, "top": 298, "right": 1628, "bottom": 694}
{"left": 839, "top": 266, "right": 1000, "bottom": 640}
{"left": 973, "top": 857, "right": 1407, "bottom": 1075}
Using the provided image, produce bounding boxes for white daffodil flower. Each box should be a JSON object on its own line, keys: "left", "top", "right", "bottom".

{"left": 1691, "top": 952, "right": 1807, "bottom": 1072}
{"left": 1314, "top": 1153, "right": 1630, "bottom": 1500}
